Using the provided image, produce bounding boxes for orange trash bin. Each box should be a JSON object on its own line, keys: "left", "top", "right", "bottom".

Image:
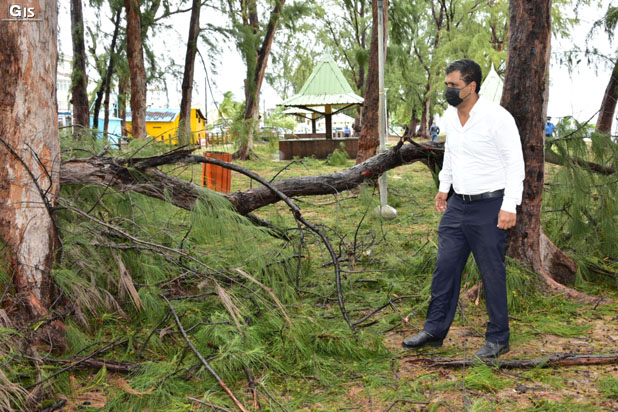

{"left": 202, "top": 152, "right": 232, "bottom": 193}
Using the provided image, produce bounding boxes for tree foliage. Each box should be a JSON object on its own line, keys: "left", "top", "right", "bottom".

{"left": 544, "top": 119, "right": 618, "bottom": 259}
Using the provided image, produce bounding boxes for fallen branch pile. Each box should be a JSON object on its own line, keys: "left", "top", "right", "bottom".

{"left": 60, "top": 143, "right": 443, "bottom": 215}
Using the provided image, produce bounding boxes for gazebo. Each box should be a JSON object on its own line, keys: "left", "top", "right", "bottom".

{"left": 278, "top": 54, "right": 364, "bottom": 159}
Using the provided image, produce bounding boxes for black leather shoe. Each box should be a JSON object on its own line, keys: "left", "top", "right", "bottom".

{"left": 474, "top": 341, "right": 509, "bottom": 358}
{"left": 402, "top": 331, "right": 443, "bottom": 349}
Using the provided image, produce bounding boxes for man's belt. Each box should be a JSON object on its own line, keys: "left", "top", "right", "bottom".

{"left": 454, "top": 189, "right": 504, "bottom": 202}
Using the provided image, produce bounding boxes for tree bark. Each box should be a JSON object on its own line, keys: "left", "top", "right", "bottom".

{"left": 0, "top": 2, "right": 60, "bottom": 320}
{"left": 356, "top": 0, "right": 388, "bottom": 164}
{"left": 70, "top": 0, "right": 90, "bottom": 131}
{"left": 237, "top": 0, "right": 285, "bottom": 160}
{"left": 125, "top": 0, "right": 147, "bottom": 139}
{"left": 178, "top": 0, "right": 201, "bottom": 146}
{"left": 501, "top": 0, "right": 589, "bottom": 299}
{"left": 595, "top": 58, "right": 618, "bottom": 134}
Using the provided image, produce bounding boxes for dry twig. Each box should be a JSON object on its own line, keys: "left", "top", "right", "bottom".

{"left": 405, "top": 353, "right": 618, "bottom": 369}
{"left": 162, "top": 295, "right": 249, "bottom": 412}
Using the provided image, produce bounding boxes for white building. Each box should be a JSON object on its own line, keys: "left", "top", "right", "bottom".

{"left": 57, "top": 54, "right": 73, "bottom": 126}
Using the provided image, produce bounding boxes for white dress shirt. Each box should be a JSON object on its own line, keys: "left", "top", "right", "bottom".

{"left": 438, "top": 98, "right": 525, "bottom": 213}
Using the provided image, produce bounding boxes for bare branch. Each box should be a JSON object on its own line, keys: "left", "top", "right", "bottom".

{"left": 405, "top": 353, "right": 618, "bottom": 369}
{"left": 163, "top": 295, "right": 249, "bottom": 412}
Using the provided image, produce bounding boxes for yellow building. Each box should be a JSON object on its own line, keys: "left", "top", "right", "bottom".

{"left": 126, "top": 108, "right": 207, "bottom": 145}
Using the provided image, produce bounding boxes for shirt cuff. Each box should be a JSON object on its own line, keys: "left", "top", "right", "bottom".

{"left": 500, "top": 198, "right": 518, "bottom": 214}
{"left": 438, "top": 182, "right": 451, "bottom": 194}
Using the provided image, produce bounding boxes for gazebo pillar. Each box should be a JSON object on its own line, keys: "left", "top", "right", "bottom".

{"left": 311, "top": 112, "right": 317, "bottom": 134}
{"left": 325, "top": 104, "right": 332, "bottom": 139}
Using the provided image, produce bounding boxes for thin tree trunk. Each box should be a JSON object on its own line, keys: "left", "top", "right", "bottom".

{"left": 178, "top": 0, "right": 201, "bottom": 146}
{"left": 118, "top": 74, "right": 129, "bottom": 137}
{"left": 418, "top": 83, "right": 431, "bottom": 139}
{"left": 70, "top": 0, "right": 90, "bottom": 132}
{"left": 356, "top": 0, "right": 388, "bottom": 164}
{"left": 93, "top": 8, "right": 122, "bottom": 134}
{"left": 103, "top": 8, "right": 122, "bottom": 137}
{"left": 125, "top": 0, "right": 147, "bottom": 139}
{"left": 237, "top": 0, "right": 285, "bottom": 160}
{"left": 595, "top": 58, "right": 618, "bottom": 134}
{"left": 407, "top": 115, "right": 418, "bottom": 137}
{"left": 92, "top": 85, "right": 104, "bottom": 130}
{"left": 0, "top": 2, "right": 61, "bottom": 323}
{"left": 501, "top": 0, "right": 590, "bottom": 300}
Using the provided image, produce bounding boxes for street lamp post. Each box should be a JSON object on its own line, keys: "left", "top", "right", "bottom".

{"left": 376, "top": 0, "right": 397, "bottom": 220}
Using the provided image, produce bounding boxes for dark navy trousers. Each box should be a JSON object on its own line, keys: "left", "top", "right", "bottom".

{"left": 423, "top": 195, "right": 510, "bottom": 345}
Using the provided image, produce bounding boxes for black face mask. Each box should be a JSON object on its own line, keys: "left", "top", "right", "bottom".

{"left": 445, "top": 87, "right": 463, "bottom": 107}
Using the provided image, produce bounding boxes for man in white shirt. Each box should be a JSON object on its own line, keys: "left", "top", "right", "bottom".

{"left": 402, "top": 59, "right": 525, "bottom": 358}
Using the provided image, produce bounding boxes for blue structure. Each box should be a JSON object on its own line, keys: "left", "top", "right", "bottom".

{"left": 89, "top": 114, "right": 123, "bottom": 144}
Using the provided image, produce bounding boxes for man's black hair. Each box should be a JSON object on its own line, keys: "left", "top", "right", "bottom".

{"left": 445, "top": 59, "right": 482, "bottom": 93}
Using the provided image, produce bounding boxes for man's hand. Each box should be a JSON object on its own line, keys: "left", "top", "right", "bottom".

{"left": 435, "top": 192, "right": 448, "bottom": 212}
{"left": 497, "top": 210, "right": 516, "bottom": 229}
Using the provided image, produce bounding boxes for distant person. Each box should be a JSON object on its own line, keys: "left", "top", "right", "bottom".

{"left": 344, "top": 124, "right": 350, "bottom": 137}
{"left": 545, "top": 117, "right": 556, "bottom": 149}
{"left": 545, "top": 117, "right": 555, "bottom": 137}
{"left": 429, "top": 123, "right": 440, "bottom": 142}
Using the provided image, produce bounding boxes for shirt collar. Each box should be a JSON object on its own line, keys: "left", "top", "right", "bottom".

{"left": 469, "top": 96, "right": 485, "bottom": 115}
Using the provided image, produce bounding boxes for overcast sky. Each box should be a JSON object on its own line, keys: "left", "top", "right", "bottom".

{"left": 57, "top": 1, "right": 616, "bottom": 129}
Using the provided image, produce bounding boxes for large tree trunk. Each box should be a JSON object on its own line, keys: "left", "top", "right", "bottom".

{"left": 596, "top": 58, "right": 618, "bottom": 134}
{"left": 237, "top": 0, "right": 285, "bottom": 160}
{"left": 178, "top": 0, "right": 201, "bottom": 146}
{"left": 125, "top": 0, "right": 147, "bottom": 139}
{"left": 501, "top": 0, "right": 589, "bottom": 300}
{"left": 70, "top": 0, "right": 90, "bottom": 132}
{"left": 356, "top": 0, "right": 388, "bottom": 164}
{"left": 0, "top": 2, "right": 61, "bottom": 321}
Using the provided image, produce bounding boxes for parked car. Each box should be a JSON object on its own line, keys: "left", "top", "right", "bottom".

{"left": 210, "top": 123, "right": 230, "bottom": 135}
{"left": 260, "top": 126, "right": 291, "bottom": 138}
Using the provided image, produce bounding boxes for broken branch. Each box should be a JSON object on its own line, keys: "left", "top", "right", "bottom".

{"left": 162, "top": 295, "right": 249, "bottom": 412}
{"left": 405, "top": 353, "right": 618, "bottom": 369}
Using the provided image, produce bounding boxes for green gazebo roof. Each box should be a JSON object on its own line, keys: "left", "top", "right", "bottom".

{"left": 281, "top": 54, "right": 363, "bottom": 108}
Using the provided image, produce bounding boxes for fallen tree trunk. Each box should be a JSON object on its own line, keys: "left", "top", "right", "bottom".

{"left": 60, "top": 143, "right": 442, "bottom": 215}
{"left": 405, "top": 353, "right": 618, "bottom": 369}
{"left": 59, "top": 143, "right": 613, "bottom": 217}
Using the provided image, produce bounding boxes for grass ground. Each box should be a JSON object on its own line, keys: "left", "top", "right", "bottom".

{"left": 171, "top": 140, "right": 617, "bottom": 411}
{"left": 20, "top": 138, "right": 617, "bottom": 412}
